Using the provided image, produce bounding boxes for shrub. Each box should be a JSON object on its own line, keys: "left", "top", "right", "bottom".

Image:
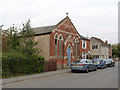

{"left": 2, "top": 53, "right": 46, "bottom": 78}
{"left": 2, "top": 20, "right": 46, "bottom": 78}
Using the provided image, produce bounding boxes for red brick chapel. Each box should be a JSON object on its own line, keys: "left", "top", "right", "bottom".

{"left": 33, "top": 15, "right": 90, "bottom": 69}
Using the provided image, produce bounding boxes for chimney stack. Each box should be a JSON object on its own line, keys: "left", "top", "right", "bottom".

{"left": 105, "top": 40, "right": 108, "bottom": 45}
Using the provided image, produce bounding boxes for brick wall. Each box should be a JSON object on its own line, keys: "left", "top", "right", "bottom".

{"left": 49, "top": 18, "right": 85, "bottom": 68}
{"left": 80, "top": 39, "right": 90, "bottom": 55}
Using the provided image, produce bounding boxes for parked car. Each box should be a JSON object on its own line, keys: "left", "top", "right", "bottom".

{"left": 70, "top": 59, "right": 97, "bottom": 73}
{"left": 104, "top": 59, "right": 115, "bottom": 67}
{"left": 92, "top": 58, "right": 107, "bottom": 69}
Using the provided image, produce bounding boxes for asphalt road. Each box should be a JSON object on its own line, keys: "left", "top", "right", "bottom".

{"left": 3, "top": 63, "right": 118, "bottom": 88}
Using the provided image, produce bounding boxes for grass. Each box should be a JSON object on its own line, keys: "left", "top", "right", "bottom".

{"left": 2, "top": 72, "right": 44, "bottom": 79}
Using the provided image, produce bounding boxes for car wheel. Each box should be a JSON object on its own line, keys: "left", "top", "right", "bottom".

{"left": 111, "top": 64, "right": 113, "bottom": 67}
{"left": 101, "top": 66, "right": 103, "bottom": 69}
{"left": 71, "top": 70, "right": 75, "bottom": 73}
{"left": 85, "top": 67, "right": 89, "bottom": 73}
{"left": 94, "top": 66, "right": 97, "bottom": 71}
{"left": 104, "top": 65, "right": 107, "bottom": 68}
{"left": 113, "top": 64, "right": 115, "bottom": 67}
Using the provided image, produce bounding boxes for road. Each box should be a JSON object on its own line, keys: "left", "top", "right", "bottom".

{"left": 3, "top": 63, "right": 118, "bottom": 88}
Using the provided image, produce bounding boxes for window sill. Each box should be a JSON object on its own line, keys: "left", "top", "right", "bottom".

{"left": 82, "top": 48, "right": 87, "bottom": 49}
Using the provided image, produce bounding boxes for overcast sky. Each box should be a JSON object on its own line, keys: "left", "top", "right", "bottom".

{"left": 0, "top": 0, "right": 119, "bottom": 44}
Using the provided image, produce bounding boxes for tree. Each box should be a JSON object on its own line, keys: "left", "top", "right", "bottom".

{"left": 2, "top": 20, "right": 40, "bottom": 55}
{"left": 2, "top": 20, "right": 45, "bottom": 77}
{"left": 18, "top": 20, "right": 40, "bottom": 56}
{"left": 112, "top": 43, "right": 120, "bottom": 58}
{"left": 117, "top": 43, "right": 120, "bottom": 57}
{"left": 2, "top": 25, "right": 20, "bottom": 53}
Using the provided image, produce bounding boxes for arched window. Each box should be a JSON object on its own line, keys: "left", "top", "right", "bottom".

{"left": 73, "top": 38, "right": 75, "bottom": 57}
{"left": 59, "top": 34, "right": 63, "bottom": 57}
{"left": 54, "top": 33, "right": 58, "bottom": 56}
{"left": 76, "top": 39, "right": 79, "bottom": 57}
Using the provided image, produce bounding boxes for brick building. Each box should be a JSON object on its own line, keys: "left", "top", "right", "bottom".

{"left": 80, "top": 35, "right": 90, "bottom": 59}
{"left": 33, "top": 16, "right": 90, "bottom": 69}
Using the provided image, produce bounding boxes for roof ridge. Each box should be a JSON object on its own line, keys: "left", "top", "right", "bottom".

{"left": 80, "top": 34, "right": 90, "bottom": 40}
{"left": 91, "top": 37, "right": 108, "bottom": 46}
{"left": 33, "top": 25, "right": 56, "bottom": 29}
{"left": 55, "top": 16, "right": 68, "bottom": 27}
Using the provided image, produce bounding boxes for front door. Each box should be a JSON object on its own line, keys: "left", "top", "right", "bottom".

{"left": 67, "top": 46, "right": 71, "bottom": 66}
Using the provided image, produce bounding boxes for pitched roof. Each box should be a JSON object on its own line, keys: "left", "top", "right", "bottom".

{"left": 80, "top": 35, "right": 90, "bottom": 40}
{"left": 91, "top": 37, "right": 108, "bottom": 46}
{"left": 32, "top": 16, "right": 89, "bottom": 41}
{"left": 56, "top": 16, "right": 68, "bottom": 27}
{"left": 33, "top": 25, "right": 56, "bottom": 35}
{"left": 33, "top": 16, "right": 68, "bottom": 35}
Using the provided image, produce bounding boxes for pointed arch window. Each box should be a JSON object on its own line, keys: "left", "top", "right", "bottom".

{"left": 73, "top": 38, "right": 75, "bottom": 57}
{"left": 59, "top": 34, "right": 63, "bottom": 57}
{"left": 55, "top": 34, "right": 58, "bottom": 56}
{"left": 76, "top": 39, "right": 79, "bottom": 57}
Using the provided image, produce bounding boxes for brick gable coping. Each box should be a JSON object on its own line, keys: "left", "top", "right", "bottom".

{"left": 32, "top": 16, "right": 89, "bottom": 41}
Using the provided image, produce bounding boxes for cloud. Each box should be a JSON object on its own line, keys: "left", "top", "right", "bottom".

{"left": 0, "top": 0, "right": 118, "bottom": 44}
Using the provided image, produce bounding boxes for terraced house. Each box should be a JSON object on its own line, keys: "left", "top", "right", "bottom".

{"left": 33, "top": 16, "right": 90, "bottom": 69}
{"left": 90, "top": 37, "right": 112, "bottom": 59}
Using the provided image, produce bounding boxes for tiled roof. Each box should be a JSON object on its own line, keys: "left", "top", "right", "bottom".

{"left": 33, "top": 25, "right": 56, "bottom": 35}
{"left": 91, "top": 37, "right": 108, "bottom": 46}
{"left": 23, "top": 16, "right": 89, "bottom": 41}
{"left": 80, "top": 35, "right": 90, "bottom": 40}
{"left": 32, "top": 16, "right": 68, "bottom": 35}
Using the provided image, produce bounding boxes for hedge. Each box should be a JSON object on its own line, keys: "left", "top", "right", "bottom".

{"left": 2, "top": 53, "right": 46, "bottom": 78}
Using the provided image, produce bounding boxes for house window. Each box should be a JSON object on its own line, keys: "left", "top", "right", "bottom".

{"left": 95, "top": 55, "right": 99, "bottom": 58}
{"left": 55, "top": 34, "right": 58, "bottom": 56}
{"left": 102, "top": 55, "right": 104, "bottom": 58}
{"left": 96, "top": 45, "right": 98, "bottom": 49}
{"left": 92, "top": 45, "right": 98, "bottom": 49}
{"left": 82, "top": 40, "right": 87, "bottom": 49}
{"left": 82, "top": 53, "right": 86, "bottom": 59}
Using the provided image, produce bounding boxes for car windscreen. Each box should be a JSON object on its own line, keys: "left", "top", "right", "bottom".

{"left": 73, "top": 60, "right": 81, "bottom": 63}
{"left": 109, "top": 59, "right": 114, "bottom": 62}
{"left": 107, "top": 59, "right": 112, "bottom": 63}
{"left": 105, "top": 60, "right": 109, "bottom": 63}
{"left": 79, "top": 60, "right": 86, "bottom": 63}
{"left": 93, "top": 59, "right": 100, "bottom": 63}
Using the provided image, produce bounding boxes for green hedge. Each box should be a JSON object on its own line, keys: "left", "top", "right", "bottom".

{"left": 2, "top": 53, "right": 46, "bottom": 78}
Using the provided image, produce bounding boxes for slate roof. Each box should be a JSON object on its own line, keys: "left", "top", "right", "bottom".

{"left": 27, "top": 16, "right": 90, "bottom": 41}
{"left": 80, "top": 35, "right": 90, "bottom": 40}
{"left": 33, "top": 25, "right": 56, "bottom": 35}
{"left": 33, "top": 16, "right": 68, "bottom": 35}
{"left": 91, "top": 37, "right": 108, "bottom": 46}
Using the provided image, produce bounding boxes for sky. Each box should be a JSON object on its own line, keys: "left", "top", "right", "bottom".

{"left": 0, "top": 0, "right": 119, "bottom": 44}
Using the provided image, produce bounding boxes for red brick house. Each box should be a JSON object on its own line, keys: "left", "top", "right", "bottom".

{"left": 33, "top": 16, "right": 90, "bottom": 69}
{"left": 80, "top": 35, "right": 90, "bottom": 59}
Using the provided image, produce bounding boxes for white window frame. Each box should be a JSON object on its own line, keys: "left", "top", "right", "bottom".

{"left": 82, "top": 40, "right": 87, "bottom": 49}
{"left": 82, "top": 53, "right": 86, "bottom": 59}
